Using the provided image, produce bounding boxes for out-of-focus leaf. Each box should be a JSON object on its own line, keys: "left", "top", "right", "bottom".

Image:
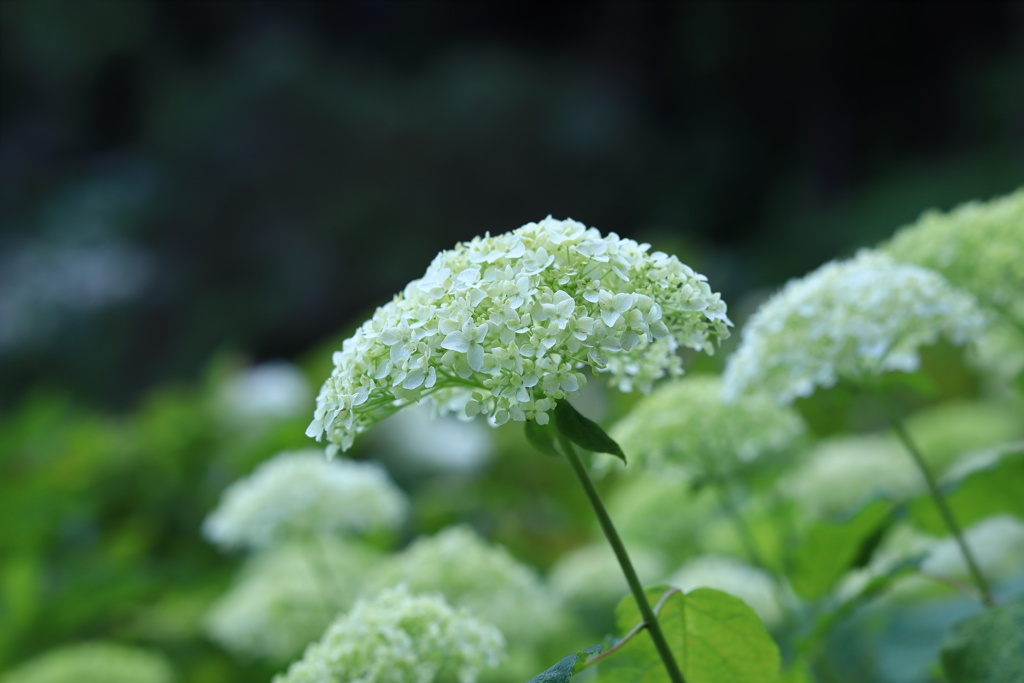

{"left": 790, "top": 500, "right": 894, "bottom": 600}
{"left": 940, "top": 596, "right": 1024, "bottom": 683}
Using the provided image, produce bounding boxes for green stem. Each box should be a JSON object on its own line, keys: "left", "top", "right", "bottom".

{"left": 887, "top": 413, "right": 997, "bottom": 607}
{"left": 558, "top": 434, "right": 687, "bottom": 683}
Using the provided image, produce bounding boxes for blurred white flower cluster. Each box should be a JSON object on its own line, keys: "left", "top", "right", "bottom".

{"left": 0, "top": 641, "right": 175, "bottom": 683}
{"left": 722, "top": 250, "right": 986, "bottom": 405}
{"left": 204, "top": 539, "right": 382, "bottom": 662}
{"left": 273, "top": 585, "right": 505, "bottom": 683}
{"left": 215, "top": 361, "right": 312, "bottom": 426}
{"left": 883, "top": 188, "right": 1024, "bottom": 328}
{"left": 307, "top": 216, "right": 731, "bottom": 453}
{"left": 610, "top": 375, "right": 804, "bottom": 478}
{"left": 668, "top": 555, "right": 788, "bottom": 628}
{"left": 203, "top": 449, "right": 408, "bottom": 551}
{"left": 365, "top": 525, "right": 563, "bottom": 648}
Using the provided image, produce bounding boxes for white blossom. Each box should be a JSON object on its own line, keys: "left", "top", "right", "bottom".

{"left": 668, "top": 555, "right": 788, "bottom": 627}
{"left": 722, "top": 250, "right": 986, "bottom": 405}
{"left": 203, "top": 449, "right": 407, "bottom": 551}
{"left": 274, "top": 585, "right": 505, "bottom": 683}
{"left": 608, "top": 375, "right": 804, "bottom": 478}
{"left": 205, "top": 539, "right": 382, "bottom": 663}
{"left": 307, "top": 217, "right": 730, "bottom": 453}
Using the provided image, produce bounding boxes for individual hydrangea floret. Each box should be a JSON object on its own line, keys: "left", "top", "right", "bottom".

{"left": 0, "top": 641, "right": 175, "bottom": 683}
{"left": 883, "top": 188, "right": 1024, "bottom": 328}
{"left": 307, "top": 217, "right": 731, "bottom": 453}
{"left": 668, "top": 555, "right": 788, "bottom": 627}
{"left": 364, "top": 525, "right": 562, "bottom": 647}
{"left": 721, "top": 250, "right": 986, "bottom": 405}
{"left": 609, "top": 375, "right": 804, "bottom": 478}
{"left": 205, "top": 539, "right": 382, "bottom": 663}
{"left": 274, "top": 585, "right": 505, "bottom": 683}
{"left": 203, "top": 449, "right": 407, "bottom": 551}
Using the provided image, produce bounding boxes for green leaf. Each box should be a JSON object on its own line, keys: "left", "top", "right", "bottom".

{"left": 790, "top": 499, "right": 894, "bottom": 600}
{"left": 940, "top": 596, "right": 1024, "bottom": 683}
{"left": 601, "top": 586, "right": 780, "bottom": 683}
{"left": 525, "top": 418, "right": 560, "bottom": 457}
{"left": 553, "top": 399, "right": 626, "bottom": 462}
{"left": 526, "top": 645, "right": 604, "bottom": 682}
{"left": 910, "top": 447, "right": 1024, "bottom": 535}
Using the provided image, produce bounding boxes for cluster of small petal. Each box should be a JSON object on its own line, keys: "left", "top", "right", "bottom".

{"left": 364, "top": 525, "right": 562, "bottom": 645}
{"left": 783, "top": 434, "right": 922, "bottom": 517}
{"left": 203, "top": 449, "right": 408, "bottom": 551}
{"left": 307, "top": 217, "right": 731, "bottom": 452}
{"left": 609, "top": 375, "right": 804, "bottom": 478}
{"left": 668, "top": 555, "right": 787, "bottom": 627}
{"left": 883, "top": 189, "right": 1024, "bottom": 328}
{"left": 0, "top": 642, "right": 175, "bottom": 683}
{"left": 205, "top": 539, "right": 382, "bottom": 662}
{"left": 274, "top": 585, "right": 505, "bottom": 683}
{"left": 721, "top": 250, "right": 986, "bottom": 405}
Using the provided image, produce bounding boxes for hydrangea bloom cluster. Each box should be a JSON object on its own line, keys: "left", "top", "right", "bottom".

{"left": 203, "top": 449, "right": 408, "bottom": 551}
{"left": 205, "top": 539, "right": 382, "bottom": 662}
{"left": 783, "top": 434, "right": 922, "bottom": 517}
{"left": 608, "top": 375, "right": 804, "bottom": 478}
{"left": 0, "top": 642, "right": 175, "bottom": 683}
{"left": 548, "top": 542, "right": 666, "bottom": 612}
{"left": 274, "top": 585, "right": 505, "bottom": 683}
{"left": 883, "top": 189, "right": 1024, "bottom": 328}
{"left": 721, "top": 250, "right": 986, "bottom": 405}
{"left": 307, "top": 217, "right": 731, "bottom": 452}
{"left": 921, "top": 514, "right": 1024, "bottom": 585}
{"left": 364, "top": 525, "right": 562, "bottom": 647}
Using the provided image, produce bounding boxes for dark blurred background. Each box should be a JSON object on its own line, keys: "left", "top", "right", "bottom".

{"left": 2, "top": 0, "right": 1022, "bottom": 411}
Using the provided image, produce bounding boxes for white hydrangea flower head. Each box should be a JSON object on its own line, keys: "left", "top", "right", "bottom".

{"left": 274, "top": 584, "right": 505, "bottom": 683}
{"left": 205, "top": 539, "right": 382, "bottom": 663}
{"left": 307, "top": 217, "right": 731, "bottom": 453}
{"left": 203, "top": 449, "right": 408, "bottom": 551}
{"left": 784, "top": 434, "right": 923, "bottom": 518}
{"left": 921, "top": 514, "right": 1024, "bottom": 586}
{"left": 883, "top": 188, "right": 1024, "bottom": 328}
{"left": 0, "top": 642, "right": 175, "bottom": 683}
{"left": 721, "top": 250, "right": 986, "bottom": 405}
{"left": 549, "top": 542, "right": 666, "bottom": 611}
{"left": 609, "top": 375, "right": 804, "bottom": 478}
{"left": 216, "top": 360, "right": 312, "bottom": 424}
{"left": 364, "top": 525, "right": 562, "bottom": 647}
{"left": 668, "top": 554, "right": 788, "bottom": 628}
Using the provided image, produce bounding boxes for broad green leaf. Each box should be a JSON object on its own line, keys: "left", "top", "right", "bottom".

{"left": 601, "top": 586, "right": 780, "bottom": 683}
{"left": 526, "top": 645, "right": 604, "bottom": 682}
{"left": 525, "top": 419, "right": 560, "bottom": 457}
{"left": 910, "top": 448, "right": 1024, "bottom": 535}
{"left": 554, "top": 399, "right": 626, "bottom": 462}
{"left": 940, "top": 596, "right": 1024, "bottom": 683}
{"left": 790, "top": 499, "right": 894, "bottom": 600}
{"left": 799, "top": 555, "right": 924, "bottom": 659}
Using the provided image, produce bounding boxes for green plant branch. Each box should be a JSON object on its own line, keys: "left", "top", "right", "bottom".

{"left": 580, "top": 588, "right": 682, "bottom": 669}
{"left": 886, "top": 410, "right": 997, "bottom": 607}
{"left": 557, "top": 433, "right": 687, "bottom": 683}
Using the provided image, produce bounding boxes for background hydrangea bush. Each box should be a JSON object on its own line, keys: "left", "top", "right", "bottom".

{"left": 4, "top": 192, "right": 1022, "bottom": 683}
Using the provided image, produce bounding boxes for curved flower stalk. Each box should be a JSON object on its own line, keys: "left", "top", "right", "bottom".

{"left": 274, "top": 585, "right": 505, "bottom": 683}
{"left": 364, "top": 525, "right": 564, "bottom": 648}
{"left": 0, "top": 642, "right": 175, "bottom": 683}
{"left": 610, "top": 375, "right": 804, "bottom": 479}
{"left": 205, "top": 539, "right": 382, "bottom": 663}
{"left": 883, "top": 188, "right": 1024, "bottom": 331}
{"left": 307, "top": 216, "right": 731, "bottom": 454}
{"left": 721, "top": 249, "right": 986, "bottom": 405}
{"left": 203, "top": 449, "right": 408, "bottom": 551}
